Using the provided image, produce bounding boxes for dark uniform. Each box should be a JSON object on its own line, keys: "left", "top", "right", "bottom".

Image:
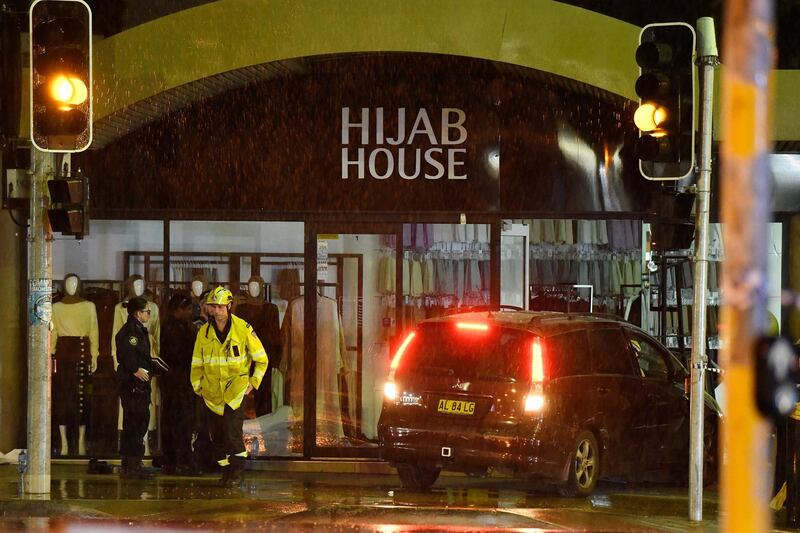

{"left": 160, "top": 317, "right": 197, "bottom": 472}
{"left": 115, "top": 313, "right": 153, "bottom": 473}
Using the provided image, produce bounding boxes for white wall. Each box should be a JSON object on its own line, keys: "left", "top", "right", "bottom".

{"left": 52, "top": 220, "right": 164, "bottom": 281}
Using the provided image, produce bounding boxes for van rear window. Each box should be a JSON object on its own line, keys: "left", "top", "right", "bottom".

{"left": 395, "top": 323, "right": 531, "bottom": 382}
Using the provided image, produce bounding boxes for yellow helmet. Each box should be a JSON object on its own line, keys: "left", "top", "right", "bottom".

{"left": 206, "top": 286, "right": 233, "bottom": 305}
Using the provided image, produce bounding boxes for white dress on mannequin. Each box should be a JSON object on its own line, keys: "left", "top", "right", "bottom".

{"left": 282, "top": 295, "right": 347, "bottom": 445}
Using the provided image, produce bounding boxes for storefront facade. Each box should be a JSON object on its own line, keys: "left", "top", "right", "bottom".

{"left": 36, "top": 51, "right": 652, "bottom": 460}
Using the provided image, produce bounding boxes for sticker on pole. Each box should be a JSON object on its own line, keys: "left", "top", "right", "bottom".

{"left": 29, "top": 278, "right": 52, "bottom": 326}
{"left": 317, "top": 239, "right": 329, "bottom": 282}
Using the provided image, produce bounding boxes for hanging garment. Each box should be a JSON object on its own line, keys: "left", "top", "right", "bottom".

{"left": 403, "top": 224, "right": 413, "bottom": 249}
{"left": 455, "top": 260, "right": 466, "bottom": 302}
{"left": 52, "top": 300, "right": 100, "bottom": 360}
{"left": 53, "top": 336, "right": 91, "bottom": 427}
{"left": 410, "top": 260, "right": 424, "bottom": 297}
{"left": 432, "top": 224, "right": 451, "bottom": 245}
{"left": 542, "top": 220, "right": 557, "bottom": 243}
{"left": 402, "top": 258, "right": 411, "bottom": 296}
{"left": 577, "top": 220, "right": 596, "bottom": 245}
{"left": 414, "top": 224, "right": 427, "bottom": 250}
{"left": 454, "top": 224, "right": 468, "bottom": 243}
{"left": 279, "top": 296, "right": 347, "bottom": 443}
{"left": 596, "top": 220, "right": 609, "bottom": 245}
{"left": 529, "top": 220, "right": 544, "bottom": 244}
{"left": 477, "top": 224, "right": 490, "bottom": 244}
{"left": 423, "top": 258, "right": 436, "bottom": 294}
{"left": 556, "top": 220, "right": 574, "bottom": 244}
{"left": 578, "top": 261, "right": 590, "bottom": 285}
{"left": 236, "top": 302, "right": 282, "bottom": 415}
{"left": 277, "top": 269, "right": 301, "bottom": 301}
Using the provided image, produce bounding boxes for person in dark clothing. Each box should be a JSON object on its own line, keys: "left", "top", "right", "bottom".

{"left": 115, "top": 297, "right": 154, "bottom": 479}
{"left": 159, "top": 293, "right": 198, "bottom": 474}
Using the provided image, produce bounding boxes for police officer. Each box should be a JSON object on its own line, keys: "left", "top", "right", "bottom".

{"left": 191, "top": 287, "right": 268, "bottom": 487}
{"left": 115, "top": 296, "right": 154, "bottom": 479}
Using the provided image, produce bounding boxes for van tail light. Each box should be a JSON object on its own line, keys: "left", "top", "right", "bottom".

{"left": 384, "top": 381, "right": 398, "bottom": 402}
{"left": 524, "top": 393, "right": 545, "bottom": 413}
{"left": 684, "top": 375, "right": 690, "bottom": 396}
{"left": 525, "top": 337, "right": 546, "bottom": 414}
{"left": 390, "top": 331, "right": 416, "bottom": 372}
{"left": 531, "top": 337, "right": 545, "bottom": 383}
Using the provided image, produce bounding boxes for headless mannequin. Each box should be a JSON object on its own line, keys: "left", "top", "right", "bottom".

{"left": 52, "top": 274, "right": 99, "bottom": 456}
{"left": 112, "top": 275, "right": 161, "bottom": 456}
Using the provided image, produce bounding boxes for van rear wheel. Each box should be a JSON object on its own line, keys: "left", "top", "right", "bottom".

{"left": 396, "top": 463, "right": 440, "bottom": 491}
{"left": 559, "top": 430, "right": 600, "bottom": 497}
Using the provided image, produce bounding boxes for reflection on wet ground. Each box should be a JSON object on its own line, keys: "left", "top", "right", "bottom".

{"left": 1, "top": 465, "right": 721, "bottom": 531}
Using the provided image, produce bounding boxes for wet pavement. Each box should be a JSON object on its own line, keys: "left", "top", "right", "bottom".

{"left": 0, "top": 463, "right": 730, "bottom": 531}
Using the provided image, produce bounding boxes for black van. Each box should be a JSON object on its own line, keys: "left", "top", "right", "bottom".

{"left": 377, "top": 310, "right": 720, "bottom": 496}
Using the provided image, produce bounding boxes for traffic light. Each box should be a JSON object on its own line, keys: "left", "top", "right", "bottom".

{"left": 634, "top": 22, "right": 696, "bottom": 180}
{"left": 650, "top": 188, "right": 695, "bottom": 251}
{"left": 47, "top": 171, "right": 88, "bottom": 237}
{"left": 29, "top": 0, "right": 92, "bottom": 153}
{"left": 755, "top": 336, "right": 799, "bottom": 422}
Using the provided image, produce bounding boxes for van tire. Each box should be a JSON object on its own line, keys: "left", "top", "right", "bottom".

{"left": 397, "top": 463, "right": 440, "bottom": 491}
{"left": 559, "top": 430, "right": 600, "bottom": 497}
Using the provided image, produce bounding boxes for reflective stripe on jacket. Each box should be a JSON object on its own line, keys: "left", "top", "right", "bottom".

{"left": 190, "top": 314, "right": 268, "bottom": 415}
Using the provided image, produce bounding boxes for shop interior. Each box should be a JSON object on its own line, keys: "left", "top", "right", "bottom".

{"left": 49, "top": 217, "right": 783, "bottom": 459}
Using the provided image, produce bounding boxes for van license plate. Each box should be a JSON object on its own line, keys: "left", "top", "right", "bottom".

{"left": 437, "top": 399, "right": 476, "bottom": 415}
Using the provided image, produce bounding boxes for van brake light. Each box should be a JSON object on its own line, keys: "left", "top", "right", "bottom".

{"left": 456, "top": 322, "right": 489, "bottom": 332}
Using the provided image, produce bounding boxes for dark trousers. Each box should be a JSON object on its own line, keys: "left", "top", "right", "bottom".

{"left": 119, "top": 385, "right": 151, "bottom": 460}
{"left": 207, "top": 404, "right": 245, "bottom": 463}
{"left": 161, "top": 375, "right": 195, "bottom": 468}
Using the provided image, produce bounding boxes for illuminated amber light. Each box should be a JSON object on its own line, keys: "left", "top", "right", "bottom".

{"left": 634, "top": 103, "right": 668, "bottom": 132}
{"left": 48, "top": 75, "right": 88, "bottom": 107}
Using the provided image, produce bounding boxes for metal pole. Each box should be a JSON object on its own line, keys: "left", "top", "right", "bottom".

{"left": 25, "top": 149, "right": 54, "bottom": 496}
{"left": 720, "top": 0, "right": 774, "bottom": 531}
{"left": 689, "top": 16, "right": 719, "bottom": 522}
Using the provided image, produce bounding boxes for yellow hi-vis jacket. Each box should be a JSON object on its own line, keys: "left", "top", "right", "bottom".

{"left": 191, "top": 314, "right": 268, "bottom": 415}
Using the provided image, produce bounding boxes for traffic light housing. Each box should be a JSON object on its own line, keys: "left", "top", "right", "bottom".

{"left": 755, "top": 336, "right": 799, "bottom": 422}
{"left": 29, "top": 0, "right": 92, "bottom": 153}
{"left": 634, "top": 22, "right": 696, "bottom": 180}
{"left": 47, "top": 172, "right": 88, "bottom": 237}
{"left": 650, "top": 188, "right": 695, "bottom": 251}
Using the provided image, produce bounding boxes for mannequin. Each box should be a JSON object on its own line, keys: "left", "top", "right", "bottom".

{"left": 233, "top": 275, "right": 281, "bottom": 416}
{"left": 190, "top": 274, "right": 209, "bottom": 326}
{"left": 280, "top": 294, "right": 347, "bottom": 447}
{"left": 51, "top": 273, "right": 99, "bottom": 456}
{"left": 111, "top": 275, "right": 161, "bottom": 456}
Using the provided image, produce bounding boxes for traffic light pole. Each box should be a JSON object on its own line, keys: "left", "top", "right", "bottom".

{"left": 25, "top": 149, "right": 54, "bottom": 496}
{"left": 688, "top": 17, "right": 718, "bottom": 522}
{"left": 720, "top": 0, "right": 774, "bottom": 531}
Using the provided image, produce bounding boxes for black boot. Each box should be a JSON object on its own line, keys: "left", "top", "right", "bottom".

{"left": 119, "top": 456, "right": 131, "bottom": 477}
{"left": 218, "top": 466, "right": 231, "bottom": 487}
{"left": 226, "top": 456, "right": 245, "bottom": 488}
{"left": 128, "top": 459, "right": 154, "bottom": 480}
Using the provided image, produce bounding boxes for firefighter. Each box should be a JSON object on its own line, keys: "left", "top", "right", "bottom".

{"left": 191, "top": 286, "right": 268, "bottom": 487}
{"left": 115, "top": 296, "right": 154, "bottom": 479}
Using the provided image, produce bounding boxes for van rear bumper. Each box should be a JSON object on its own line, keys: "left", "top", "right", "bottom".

{"left": 378, "top": 418, "right": 567, "bottom": 482}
